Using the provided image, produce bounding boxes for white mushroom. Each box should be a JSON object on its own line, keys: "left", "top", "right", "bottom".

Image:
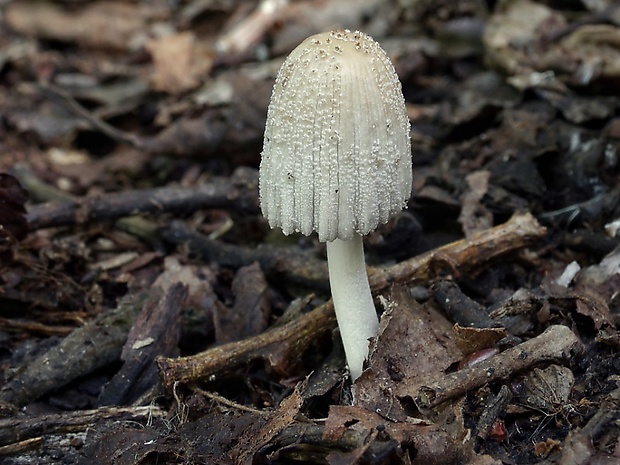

{"left": 259, "top": 30, "right": 412, "bottom": 380}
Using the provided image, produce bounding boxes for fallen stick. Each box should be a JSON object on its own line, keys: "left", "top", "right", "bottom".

{"left": 0, "top": 296, "right": 141, "bottom": 407}
{"left": 158, "top": 300, "right": 337, "bottom": 392}
{"left": 161, "top": 220, "right": 330, "bottom": 291}
{"left": 25, "top": 171, "right": 259, "bottom": 230}
{"left": 0, "top": 286, "right": 184, "bottom": 407}
{"left": 158, "top": 213, "right": 548, "bottom": 391}
{"left": 403, "top": 325, "right": 584, "bottom": 410}
{"left": 0, "top": 406, "right": 165, "bottom": 448}
{"left": 165, "top": 211, "right": 546, "bottom": 295}
{"left": 370, "top": 211, "right": 547, "bottom": 288}
{"left": 11, "top": 163, "right": 159, "bottom": 242}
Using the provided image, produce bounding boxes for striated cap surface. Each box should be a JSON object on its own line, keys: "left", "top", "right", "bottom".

{"left": 259, "top": 30, "right": 412, "bottom": 242}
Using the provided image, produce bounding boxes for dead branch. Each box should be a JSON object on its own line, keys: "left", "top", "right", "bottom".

{"left": 25, "top": 169, "right": 259, "bottom": 230}
{"left": 402, "top": 325, "right": 584, "bottom": 410}
{"left": 39, "top": 83, "right": 141, "bottom": 147}
{"left": 369, "top": 212, "right": 547, "bottom": 288}
{"left": 161, "top": 220, "right": 330, "bottom": 290}
{"left": 475, "top": 384, "right": 513, "bottom": 440}
{"left": 38, "top": 78, "right": 270, "bottom": 159}
{"left": 157, "top": 300, "right": 337, "bottom": 392}
{"left": 252, "top": 422, "right": 434, "bottom": 465}
{"left": 12, "top": 163, "right": 160, "bottom": 243}
{"left": 10, "top": 163, "right": 74, "bottom": 203}
{"left": 0, "top": 317, "right": 74, "bottom": 336}
{"left": 165, "top": 211, "right": 546, "bottom": 293}
{"left": 245, "top": 404, "right": 458, "bottom": 465}
{"left": 0, "top": 285, "right": 188, "bottom": 408}
{"left": 158, "top": 213, "right": 548, "bottom": 391}
{"left": 0, "top": 406, "right": 165, "bottom": 448}
{"left": 0, "top": 294, "right": 144, "bottom": 407}
{"left": 431, "top": 280, "right": 496, "bottom": 328}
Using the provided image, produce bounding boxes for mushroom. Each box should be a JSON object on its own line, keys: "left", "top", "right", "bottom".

{"left": 259, "top": 30, "right": 412, "bottom": 380}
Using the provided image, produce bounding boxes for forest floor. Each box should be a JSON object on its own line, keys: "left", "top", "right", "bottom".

{"left": 0, "top": 1, "right": 619, "bottom": 464}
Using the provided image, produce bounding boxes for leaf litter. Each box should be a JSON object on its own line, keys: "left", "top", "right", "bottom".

{"left": 0, "top": 1, "right": 619, "bottom": 464}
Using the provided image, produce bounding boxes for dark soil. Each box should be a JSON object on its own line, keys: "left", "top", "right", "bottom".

{"left": 0, "top": 1, "right": 618, "bottom": 464}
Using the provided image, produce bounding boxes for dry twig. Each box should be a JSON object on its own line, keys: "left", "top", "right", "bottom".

{"left": 25, "top": 172, "right": 259, "bottom": 230}
{"left": 405, "top": 325, "right": 583, "bottom": 410}
{"left": 0, "top": 406, "right": 165, "bottom": 449}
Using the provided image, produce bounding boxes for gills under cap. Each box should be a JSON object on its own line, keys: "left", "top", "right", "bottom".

{"left": 259, "top": 30, "right": 412, "bottom": 242}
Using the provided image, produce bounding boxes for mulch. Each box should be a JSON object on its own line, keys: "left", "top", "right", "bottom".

{"left": 0, "top": 1, "right": 619, "bottom": 464}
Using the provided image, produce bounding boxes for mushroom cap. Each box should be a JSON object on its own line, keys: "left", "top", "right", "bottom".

{"left": 259, "top": 30, "right": 412, "bottom": 242}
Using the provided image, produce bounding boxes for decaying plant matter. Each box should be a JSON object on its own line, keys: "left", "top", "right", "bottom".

{"left": 0, "top": 1, "right": 619, "bottom": 464}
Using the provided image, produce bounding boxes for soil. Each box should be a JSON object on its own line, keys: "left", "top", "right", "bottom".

{"left": 0, "top": 1, "right": 619, "bottom": 464}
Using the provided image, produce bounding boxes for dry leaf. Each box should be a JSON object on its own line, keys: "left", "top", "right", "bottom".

{"left": 453, "top": 324, "right": 506, "bottom": 356}
{"left": 147, "top": 32, "right": 213, "bottom": 94}
{"left": 355, "top": 287, "right": 459, "bottom": 420}
{"left": 520, "top": 365, "right": 575, "bottom": 415}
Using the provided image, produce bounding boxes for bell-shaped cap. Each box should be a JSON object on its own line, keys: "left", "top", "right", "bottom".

{"left": 259, "top": 30, "right": 412, "bottom": 242}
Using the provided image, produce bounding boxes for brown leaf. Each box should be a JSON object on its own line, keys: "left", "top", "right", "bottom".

{"left": 355, "top": 287, "right": 460, "bottom": 421}
{"left": 324, "top": 406, "right": 391, "bottom": 465}
{"left": 146, "top": 32, "right": 213, "bottom": 94}
{"left": 520, "top": 365, "right": 574, "bottom": 415}
{"left": 543, "top": 280, "right": 614, "bottom": 331}
{"left": 453, "top": 324, "right": 506, "bottom": 356}
{"left": 82, "top": 427, "right": 161, "bottom": 465}
{"left": 153, "top": 256, "right": 218, "bottom": 345}
{"left": 485, "top": 1, "right": 620, "bottom": 88}
{"left": 576, "top": 246, "right": 620, "bottom": 303}
{"left": 574, "top": 292, "right": 612, "bottom": 330}
{"left": 560, "top": 25, "right": 620, "bottom": 84}
{"left": 483, "top": 0, "right": 567, "bottom": 75}
{"left": 323, "top": 405, "right": 461, "bottom": 465}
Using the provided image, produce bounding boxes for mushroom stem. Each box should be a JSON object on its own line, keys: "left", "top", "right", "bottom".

{"left": 326, "top": 234, "right": 378, "bottom": 380}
